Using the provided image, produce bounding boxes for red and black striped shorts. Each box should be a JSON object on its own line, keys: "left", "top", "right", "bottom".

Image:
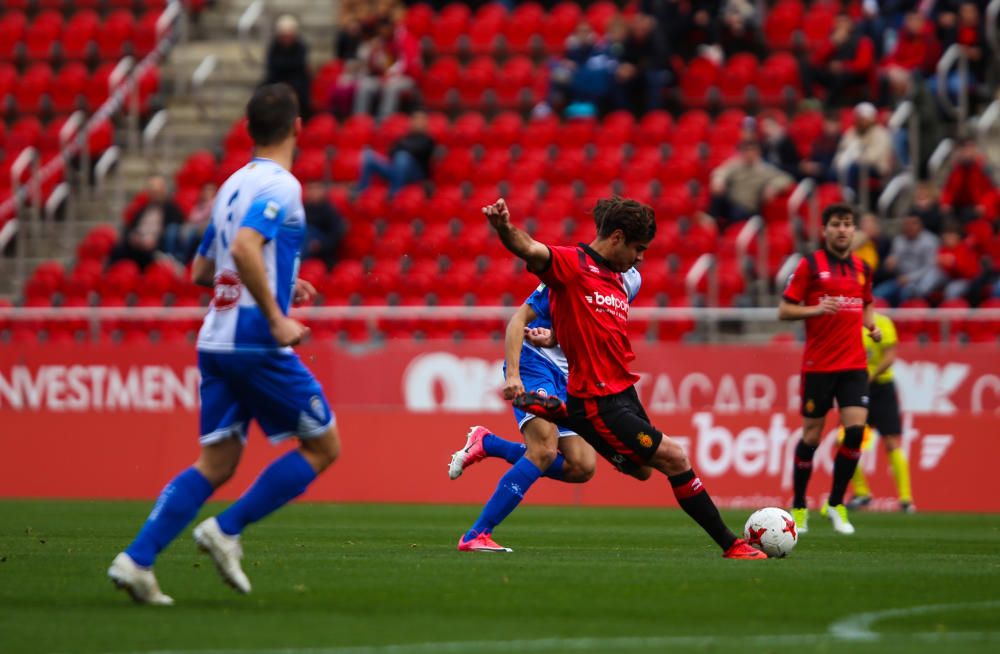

{"left": 565, "top": 386, "right": 663, "bottom": 475}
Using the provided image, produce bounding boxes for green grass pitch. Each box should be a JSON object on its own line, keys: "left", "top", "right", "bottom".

{"left": 1, "top": 500, "right": 999, "bottom": 654}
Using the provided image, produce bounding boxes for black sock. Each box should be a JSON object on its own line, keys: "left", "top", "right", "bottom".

{"left": 793, "top": 440, "right": 819, "bottom": 509}
{"left": 828, "top": 425, "right": 864, "bottom": 506}
{"left": 670, "top": 469, "right": 736, "bottom": 550}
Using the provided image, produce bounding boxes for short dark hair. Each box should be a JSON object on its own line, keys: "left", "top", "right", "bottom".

{"left": 246, "top": 83, "right": 299, "bottom": 146}
{"left": 594, "top": 196, "right": 656, "bottom": 243}
{"left": 822, "top": 202, "right": 856, "bottom": 226}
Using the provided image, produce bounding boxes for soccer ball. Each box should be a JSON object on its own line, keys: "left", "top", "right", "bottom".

{"left": 743, "top": 507, "right": 798, "bottom": 558}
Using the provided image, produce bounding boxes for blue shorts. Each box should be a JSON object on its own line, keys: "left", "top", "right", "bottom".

{"left": 509, "top": 348, "right": 577, "bottom": 438}
{"left": 198, "top": 349, "right": 335, "bottom": 445}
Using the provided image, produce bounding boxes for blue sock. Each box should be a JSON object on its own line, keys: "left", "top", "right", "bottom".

{"left": 543, "top": 454, "right": 565, "bottom": 480}
{"left": 482, "top": 433, "right": 526, "bottom": 464}
{"left": 125, "top": 467, "right": 214, "bottom": 567}
{"left": 465, "top": 457, "right": 543, "bottom": 540}
{"left": 216, "top": 450, "right": 317, "bottom": 536}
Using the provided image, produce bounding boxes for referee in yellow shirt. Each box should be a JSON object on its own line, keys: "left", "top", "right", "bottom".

{"left": 848, "top": 312, "right": 915, "bottom": 513}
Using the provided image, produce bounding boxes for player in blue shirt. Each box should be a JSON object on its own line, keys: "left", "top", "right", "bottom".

{"left": 448, "top": 268, "right": 641, "bottom": 552}
{"left": 108, "top": 84, "right": 341, "bottom": 604}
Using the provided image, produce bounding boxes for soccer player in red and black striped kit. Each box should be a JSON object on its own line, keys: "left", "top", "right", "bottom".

{"left": 484, "top": 195, "right": 766, "bottom": 559}
{"left": 779, "top": 203, "right": 882, "bottom": 535}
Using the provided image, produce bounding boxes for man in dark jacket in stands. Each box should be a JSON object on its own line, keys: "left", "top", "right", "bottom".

{"left": 357, "top": 111, "right": 435, "bottom": 197}
{"left": 265, "top": 14, "right": 312, "bottom": 118}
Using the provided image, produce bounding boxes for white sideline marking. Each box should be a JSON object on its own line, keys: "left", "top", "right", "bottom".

{"left": 828, "top": 599, "right": 1000, "bottom": 642}
{"left": 104, "top": 601, "right": 1000, "bottom": 654}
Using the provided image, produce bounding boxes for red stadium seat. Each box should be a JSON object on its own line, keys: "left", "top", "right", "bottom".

{"left": 719, "top": 54, "right": 758, "bottom": 106}
{"left": 637, "top": 110, "right": 674, "bottom": 144}
{"left": 404, "top": 3, "right": 434, "bottom": 40}
{"left": 433, "top": 149, "right": 476, "bottom": 186}
{"left": 679, "top": 56, "right": 720, "bottom": 108}
{"left": 597, "top": 110, "right": 636, "bottom": 146}
{"left": 389, "top": 185, "right": 427, "bottom": 224}
{"left": 507, "top": 147, "right": 549, "bottom": 186}
{"left": 292, "top": 148, "right": 326, "bottom": 184}
{"left": 788, "top": 110, "right": 824, "bottom": 158}
{"left": 25, "top": 10, "right": 62, "bottom": 61}
{"left": 503, "top": 2, "right": 544, "bottom": 54}
{"left": 0, "top": 13, "right": 27, "bottom": 62}
{"left": 556, "top": 118, "right": 597, "bottom": 149}
{"left": 96, "top": 10, "right": 134, "bottom": 61}
{"left": 585, "top": 1, "right": 618, "bottom": 35}
{"left": 464, "top": 3, "right": 506, "bottom": 57}
{"left": 518, "top": 116, "right": 558, "bottom": 149}
{"left": 425, "top": 185, "right": 464, "bottom": 225}
{"left": 484, "top": 111, "right": 524, "bottom": 149}
{"left": 300, "top": 113, "right": 338, "bottom": 149}
{"left": 496, "top": 55, "right": 537, "bottom": 107}
{"left": 458, "top": 56, "right": 497, "bottom": 107}
{"left": 60, "top": 10, "right": 99, "bottom": 61}
{"left": 175, "top": 151, "right": 218, "bottom": 190}
{"left": 6, "top": 116, "right": 44, "bottom": 153}
{"left": 421, "top": 57, "right": 460, "bottom": 108}
{"left": 541, "top": 3, "right": 581, "bottom": 53}
{"left": 50, "top": 62, "right": 89, "bottom": 114}
{"left": 447, "top": 112, "right": 488, "bottom": 149}
{"left": 133, "top": 10, "right": 163, "bottom": 58}
{"left": 801, "top": 1, "right": 838, "bottom": 52}
{"left": 762, "top": 0, "right": 804, "bottom": 51}
{"left": 372, "top": 112, "right": 411, "bottom": 152}
{"left": 476, "top": 149, "right": 511, "bottom": 186}
{"left": 85, "top": 61, "right": 120, "bottom": 112}
{"left": 13, "top": 62, "right": 53, "bottom": 114}
{"left": 546, "top": 148, "right": 586, "bottom": 186}
{"left": 428, "top": 3, "right": 470, "bottom": 55}
{"left": 334, "top": 113, "right": 376, "bottom": 150}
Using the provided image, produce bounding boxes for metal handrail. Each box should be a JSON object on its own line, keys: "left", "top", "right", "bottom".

{"left": 889, "top": 100, "right": 918, "bottom": 175}
{"left": 988, "top": 0, "right": 1000, "bottom": 63}
{"left": 935, "top": 44, "right": 969, "bottom": 122}
{"left": 787, "top": 178, "right": 816, "bottom": 250}
{"left": 44, "top": 182, "right": 69, "bottom": 223}
{"left": 191, "top": 55, "right": 219, "bottom": 122}
{"left": 143, "top": 110, "right": 170, "bottom": 174}
{"left": 735, "top": 216, "right": 768, "bottom": 304}
{"left": 928, "top": 137, "right": 956, "bottom": 181}
{"left": 978, "top": 99, "right": 1000, "bottom": 137}
{"left": 238, "top": 0, "right": 268, "bottom": 67}
{"left": 94, "top": 147, "right": 123, "bottom": 220}
{"left": 774, "top": 253, "right": 801, "bottom": 290}
{"left": 877, "top": 172, "right": 915, "bottom": 222}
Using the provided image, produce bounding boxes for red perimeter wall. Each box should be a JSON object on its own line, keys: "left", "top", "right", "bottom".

{"left": 2, "top": 341, "right": 998, "bottom": 511}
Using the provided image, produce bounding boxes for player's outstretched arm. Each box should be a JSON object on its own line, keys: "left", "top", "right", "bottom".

{"left": 231, "top": 227, "right": 309, "bottom": 346}
{"left": 863, "top": 302, "right": 882, "bottom": 342}
{"left": 483, "top": 198, "right": 550, "bottom": 273}
{"left": 778, "top": 297, "right": 838, "bottom": 321}
{"left": 503, "top": 303, "right": 537, "bottom": 400}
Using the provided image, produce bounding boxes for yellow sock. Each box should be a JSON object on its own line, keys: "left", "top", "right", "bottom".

{"left": 889, "top": 449, "right": 912, "bottom": 503}
{"left": 852, "top": 463, "right": 871, "bottom": 498}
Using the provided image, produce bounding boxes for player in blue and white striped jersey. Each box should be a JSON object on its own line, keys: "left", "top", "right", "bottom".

{"left": 109, "top": 84, "right": 340, "bottom": 604}
{"left": 448, "top": 267, "right": 641, "bottom": 552}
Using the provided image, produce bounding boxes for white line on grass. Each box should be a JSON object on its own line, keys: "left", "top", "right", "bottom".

{"left": 101, "top": 599, "right": 1000, "bottom": 654}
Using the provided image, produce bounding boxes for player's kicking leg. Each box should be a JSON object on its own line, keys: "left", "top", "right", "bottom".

{"left": 456, "top": 418, "right": 594, "bottom": 552}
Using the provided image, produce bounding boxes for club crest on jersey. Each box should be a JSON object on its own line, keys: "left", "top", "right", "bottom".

{"left": 263, "top": 200, "right": 280, "bottom": 220}
{"left": 212, "top": 270, "right": 241, "bottom": 311}
{"left": 857, "top": 271, "right": 865, "bottom": 285}
{"left": 637, "top": 432, "right": 653, "bottom": 448}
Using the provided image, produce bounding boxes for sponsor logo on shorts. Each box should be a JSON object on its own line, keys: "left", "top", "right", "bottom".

{"left": 637, "top": 432, "right": 653, "bottom": 448}
{"left": 805, "top": 398, "right": 815, "bottom": 414}
{"left": 861, "top": 395, "right": 869, "bottom": 406}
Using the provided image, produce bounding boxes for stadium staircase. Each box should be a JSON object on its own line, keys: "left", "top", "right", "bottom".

{"left": 0, "top": 0, "right": 335, "bottom": 299}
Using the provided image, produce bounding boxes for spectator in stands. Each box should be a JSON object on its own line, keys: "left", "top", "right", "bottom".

{"left": 933, "top": 2, "right": 988, "bottom": 99}
{"left": 799, "top": 113, "right": 841, "bottom": 182}
{"left": 760, "top": 114, "right": 800, "bottom": 178}
{"left": 853, "top": 211, "right": 892, "bottom": 282}
{"left": 834, "top": 102, "right": 895, "bottom": 193}
{"left": 884, "top": 66, "right": 944, "bottom": 177}
{"left": 937, "top": 222, "right": 981, "bottom": 301}
{"left": 110, "top": 176, "right": 184, "bottom": 271}
{"left": 611, "top": 13, "right": 672, "bottom": 114}
{"left": 718, "top": 0, "right": 764, "bottom": 57}
{"left": 303, "top": 182, "right": 346, "bottom": 269}
{"left": 672, "top": 2, "right": 722, "bottom": 60}
{"left": 548, "top": 22, "right": 618, "bottom": 116}
{"left": 179, "top": 183, "right": 217, "bottom": 264}
{"left": 881, "top": 12, "right": 941, "bottom": 75}
{"left": 265, "top": 15, "right": 312, "bottom": 118}
{"left": 940, "top": 138, "right": 997, "bottom": 223}
{"left": 353, "top": 17, "right": 420, "bottom": 119}
{"left": 874, "top": 214, "right": 945, "bottom": 306}
{"left": 709, "top": 139, "right": 794, "bottom": 228}
{"left": 912, "top": 181, "right": 946, "bottom": 236}
{"left": 357, "top": 110, "right": 434, "bottom": 197}
{"left": 807, "top": 14, "right": 875, "bottom": 105}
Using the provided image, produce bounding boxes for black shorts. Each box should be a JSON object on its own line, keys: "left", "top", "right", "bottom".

{"left": 868, "top": 380, "right": 902, "bottom": 436}
{"left": 565, "top": 386, "right": 663, "bottom": 476}
{"left": 801, "top": 370, "right": 869, "bottom": 418}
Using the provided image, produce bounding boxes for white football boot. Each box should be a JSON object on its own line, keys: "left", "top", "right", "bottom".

{"left": 108, "top": 552, "right": 174, "bottom": 606}
{"left": 193, "top": 517, "right": 251, "bottom": 594}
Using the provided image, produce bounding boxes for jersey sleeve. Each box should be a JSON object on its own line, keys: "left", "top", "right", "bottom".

{"left": 240, "top": 176, "right": 295, "bottom": 242}
{"left": 782, "top": 257, "right": 810, "bottom": 304}
{"left": 623, "top": 268, "right": 641, "bottom": 303}
{"left": 524, "top": 284, "right": 551, "bottom": 322}
{"left": 197, "top": 222, "right": 217, "bottom": 258}
{"left": 536, "top": 245, "right": 578, "bottom": 289}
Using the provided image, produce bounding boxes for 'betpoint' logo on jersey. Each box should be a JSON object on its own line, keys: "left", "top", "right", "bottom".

{"left": 819, "top": 294, "right": 863, "bottom": 310}
{"left": 589, "top": 292, "right": 630, "bottom": 313}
